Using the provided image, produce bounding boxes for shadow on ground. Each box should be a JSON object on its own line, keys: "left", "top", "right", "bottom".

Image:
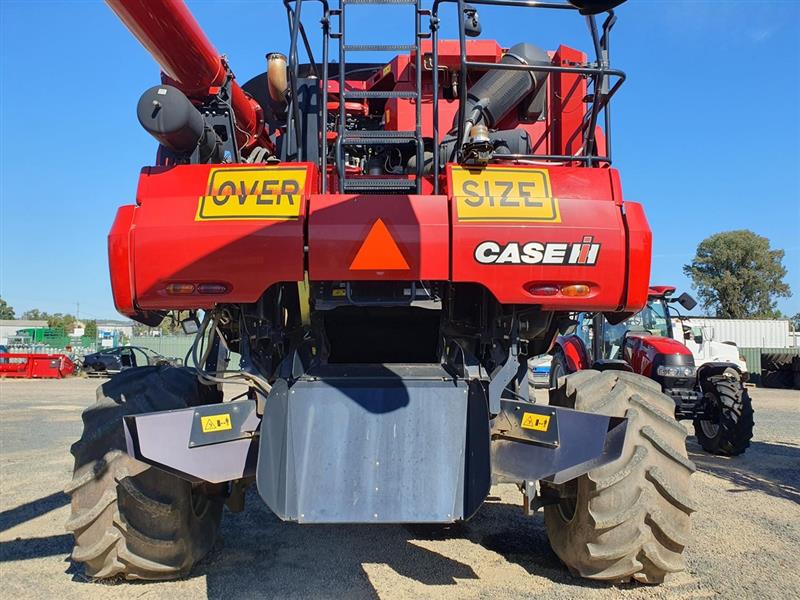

{"left": 0, "top": 486, "right": 616, "bottom": 597}
{"left": 688, "top": 438, "right": 800, "bottom": 504}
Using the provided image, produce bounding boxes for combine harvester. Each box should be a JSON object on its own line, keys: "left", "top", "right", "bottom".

{"left": 67, "top": 0, "right": 695, "bottom": 584}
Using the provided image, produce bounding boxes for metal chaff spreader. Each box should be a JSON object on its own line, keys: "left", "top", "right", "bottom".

{"left": 66, "top": 0, "right": 695, "bottom": 585}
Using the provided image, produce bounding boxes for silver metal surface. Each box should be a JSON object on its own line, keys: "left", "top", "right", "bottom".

{"left": 123, "top": 400, "right": 259, "bottom": 483}
{"left": 257, "top": 366, "right": 470, "bottom": 524}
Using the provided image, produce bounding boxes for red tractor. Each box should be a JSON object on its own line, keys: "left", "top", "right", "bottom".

{"left": 67, "top": 0, "right": 695, "bottom": 585}
{"left": 551, "top": 286, "right": 754, "bottom": 455}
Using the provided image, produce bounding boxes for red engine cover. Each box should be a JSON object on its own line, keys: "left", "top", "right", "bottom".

{"left": 624, "top": 334, "right": 692, "bottom": 377}
{"left": 308, "top": 194, "right": 449, "bottom": 281}
{"left": 448, "top": 164, "right": 649, "bottom": 311}
{"left": 109, "top": 163, "right": 316, "bottom": 315}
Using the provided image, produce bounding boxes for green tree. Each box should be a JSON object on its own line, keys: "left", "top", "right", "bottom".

{"left": 84, "top": 320, "right": 98, "bottom": 339}
{"left": 0, "top": 297, "right": 14, "bottom": 319}
{"left": 791, "top": 313, "right": 800, "bottom": 330}
{"left": 683, "top": 230, "right": 791, "bottom": 319}
{"left": 21, "top": 308, "right": 45, "bottom": 320}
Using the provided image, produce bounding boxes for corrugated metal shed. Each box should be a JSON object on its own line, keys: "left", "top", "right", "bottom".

{"left": 683, "top": 318, "right": 793, "bottom": 348}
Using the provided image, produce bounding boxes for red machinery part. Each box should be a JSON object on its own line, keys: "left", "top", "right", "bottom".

{"left": 623, "top": 334, "right": 692, "bottom": 377}
{"left": 0, "top": 354, "right": 76, "bottom": 379}
{"left": 308, "top": 195, "right": 449, "bottom": 281}
{"left": 555, "top": 336, "right": 591, "bottom": 372}
{"left": 109, "top": 163, "right": 316, "bottom": 313}
{"left": 620, "top": 201, "right": 652, "bottom": 312}
{"left": 110, "top": 162, "right": 651, "bottom": 315}
{"left": 105, "top": 0, "right": 264, "bottom": 150}
{"left": 448, "top": 164, "right": 640, "bottom": 310}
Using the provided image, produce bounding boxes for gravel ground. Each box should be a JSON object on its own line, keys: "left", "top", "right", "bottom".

{"left": 0, "top": 377, "right": 798, "bottom": 600}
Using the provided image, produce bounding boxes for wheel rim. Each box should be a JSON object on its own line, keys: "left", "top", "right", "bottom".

{"left": 699, "top": 391, "right": 722, "bottom": 439}
{"left": 700, "top": 418, "right": 720, "bottom": 439}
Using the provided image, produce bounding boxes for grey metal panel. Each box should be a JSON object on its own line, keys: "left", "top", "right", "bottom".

{"left": 124, "top": 401, "right": 258, "bottom": 484}
{"left": 257, "top": 371, "right": 469, "bottom": 524}
{"left": 491, "top": 400, "right": 627, "bottom": 485}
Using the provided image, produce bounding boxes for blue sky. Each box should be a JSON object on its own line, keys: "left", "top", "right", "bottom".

{"left": 1, "top": 0, "right": 798, "bottom": 321}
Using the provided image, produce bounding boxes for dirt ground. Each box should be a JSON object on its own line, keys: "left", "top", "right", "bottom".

{"left": 0, "top": 377, "right": 798, "bottom": 600}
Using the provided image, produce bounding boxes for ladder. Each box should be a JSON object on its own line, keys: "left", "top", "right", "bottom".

{"left": 331, "top": 0, "right": 426, "bottom": 194}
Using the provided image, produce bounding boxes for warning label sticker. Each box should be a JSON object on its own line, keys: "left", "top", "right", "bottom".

{"left": 200, "top": 414, "right": 233, "bottom": 433}
{"left": 520, "top": 412, "right": 551, "bottom": 432}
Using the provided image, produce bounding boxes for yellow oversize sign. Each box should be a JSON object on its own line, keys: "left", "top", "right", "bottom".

{"left": 521, "top": 412, "right": 551, "bottom": 432}
{"left": 451, "top": 166, "right": 560, "bottom": 222}
{"left": 201, "top": 414, "right": 232, "bottom": 433}
{"left": 196, "top": 167, "right": 307, "bottom": 221}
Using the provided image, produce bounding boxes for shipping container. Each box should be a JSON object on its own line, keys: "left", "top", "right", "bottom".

{"left": 682, "top": 318, "right": 794, "bottom": 349}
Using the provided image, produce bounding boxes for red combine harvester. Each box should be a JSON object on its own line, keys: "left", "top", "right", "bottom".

{"left": 67, "top": 0, "right": 695, "bottom": 584}
{"left": 551, "top": 286, "right": 754, "bottom": 456}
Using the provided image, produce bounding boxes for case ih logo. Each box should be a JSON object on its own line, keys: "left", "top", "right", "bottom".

{"left": 474, "top": 236, "right": 601, "bottom": 265}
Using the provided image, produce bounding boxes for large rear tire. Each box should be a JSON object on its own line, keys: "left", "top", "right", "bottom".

{"left": 544, "top": 370, "right": 695, "bottom": 584}
{"left": 66, "top": 366, "right": 224, "bottom": 580}
{"left": 693, "top": 372, "right": 754, "bottom": 456}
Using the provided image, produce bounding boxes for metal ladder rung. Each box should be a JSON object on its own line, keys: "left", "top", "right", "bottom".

{"left": 342, "top": 130, "right": 417, "bottom": 144}
{"left": 342, "top": 178, "right": 417, "bottom": 191}
{"left": 343, "top": 44, "right": 415, "bottom": 52}
{"left": 343, "top": 90, "right": 417, "bottom": 99}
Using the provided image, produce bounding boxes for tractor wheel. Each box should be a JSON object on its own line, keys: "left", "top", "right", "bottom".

{"left": 66, "top": 366, "right": 224, "bottom": 580}
{"left": 544, "top": 370, "right": 695, "bottom": 584}
{"left": 549, "top": 349, "right": 570, "bottom": 390}
{"left": 693, "top": 371, "right": 754, "bottom": 456}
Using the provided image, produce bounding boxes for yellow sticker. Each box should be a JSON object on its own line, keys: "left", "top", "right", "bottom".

{"left": 382, "top": 64, "right": 392, "bottom": 77}
{"left": 201, "top": 414, "right": 232, "bottom": 433}
{"left": 196, "top": 166, "right": 307, "bottom": 221}
{"left": 521, "top": 412, "right": 550, "bottom": 432}
{"left": 451, "top": 166, "right": 560, "bottom": 223}
{"left": 332, "top": 288, "right": 347, "bottom": 297}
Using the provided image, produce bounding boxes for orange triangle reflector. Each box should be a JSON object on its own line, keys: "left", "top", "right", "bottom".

{"left": 349, "top": 218, "right": 409, "bottom": 271}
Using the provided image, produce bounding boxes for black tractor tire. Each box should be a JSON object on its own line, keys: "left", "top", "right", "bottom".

{"left": 544, "top": 370, "right": 695, "bottom": 584}
{"left": 66, "top": 366, "right": 224, "bottom": 580}
{"left": 761, "top": 352, "right": 793, "bottom": 372}
{"left": 761, "top": 369, "right": 793, "bottom": 389}
{"left": 549, "top": 349, "right": 570, "bottom": 390}
{"left": 693, "top": 372, "right": 754, "bottom": 456}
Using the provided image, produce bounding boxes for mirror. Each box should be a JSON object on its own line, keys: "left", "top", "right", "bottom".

{"left": 675, "top": 292, "right": 697, "bottom": 311}
{"left": 567, "top": 0, "right": 626, "bottom": 15}
{"left": 463, "top": 4, "right": 481, "bottom": 37}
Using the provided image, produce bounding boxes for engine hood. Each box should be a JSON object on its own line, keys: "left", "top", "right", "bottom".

{"left": 626, "top": 333, "right": 692, "bottom": 356}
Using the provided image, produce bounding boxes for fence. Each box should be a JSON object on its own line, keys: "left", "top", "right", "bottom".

{"left": 130, "top": 335, "right": 195, "bottom": 362}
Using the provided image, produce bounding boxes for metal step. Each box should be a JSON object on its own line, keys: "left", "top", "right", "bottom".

{"left": 343, "top": 90, "right": 417, "bottom": 99}
{"left": 342, "top": 178, "right": 417, "bottom": 192}
{"left": 342, "top": 130, "right": 417, "bottom": 144}
{"left": 343, "top": 44, "right": 415, "bottom": 52}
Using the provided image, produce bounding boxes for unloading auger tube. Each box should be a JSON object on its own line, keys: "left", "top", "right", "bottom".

{"left": 66, "top": 0, "right": 694, "bottom": 586}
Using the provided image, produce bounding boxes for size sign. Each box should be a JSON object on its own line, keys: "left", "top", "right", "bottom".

{"left": 451, "top": 166, "right": 560, "bottom": 223}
